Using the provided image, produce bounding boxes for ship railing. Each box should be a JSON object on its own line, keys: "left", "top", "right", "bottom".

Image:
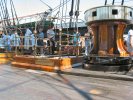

{"left": 0, "top": 33, "right": 88, "bottom": 57}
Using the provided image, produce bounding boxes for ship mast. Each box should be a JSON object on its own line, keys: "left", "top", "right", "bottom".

{"left": 0, "top": 0, "right": 19, "bottom": 32}
{"left": 121, "top": 0, "right": 124, "bottom": 5}
{"left": 75, "top": 0, "right": 80, "bottom": 30}
{"left": 105, "top": 0, "right": 107, "bottom": 5}
{"left": 69, "top": 0, "right": 74, "bottom": 28}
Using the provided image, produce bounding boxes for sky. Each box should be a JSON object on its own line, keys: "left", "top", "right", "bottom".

{"left": 4, "top": 0, "right": 133, "bottom": 23}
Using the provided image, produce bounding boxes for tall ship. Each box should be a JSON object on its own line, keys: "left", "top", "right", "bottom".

{"left": 0, "top": 0, "right": 133, "bottom": 72}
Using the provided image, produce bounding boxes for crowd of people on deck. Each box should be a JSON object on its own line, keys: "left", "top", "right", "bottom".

{"left": 0, "top": 26, "right": 95, "bottom": 56}
{"left": 0, "top": 26, "right": 57, "bottom": 55}
{"left": 1, "top": 24, "right": 133, "bottom": 57}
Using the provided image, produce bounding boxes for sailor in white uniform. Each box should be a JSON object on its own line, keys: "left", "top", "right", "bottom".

{"left": 30, "top": 33, "right": 36, "bottom": 49}
{"left": 47, "top": 26, "right": 55, "bottom": 54}
{"left": 3, "top": 32, "right": 11, "bottom": 51}
{"left": 127, "top": 26, "right": 133, "bottom": 54}
{"left": 10, "top": 30, "right": 20, "bottom": 50}
{"left": 24, "top": 28, "right": 32, "bottom": 50}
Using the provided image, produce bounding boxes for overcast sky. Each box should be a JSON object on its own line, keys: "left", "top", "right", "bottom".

{"left": 5, "top": 0, "right": 133, "bottom": 23}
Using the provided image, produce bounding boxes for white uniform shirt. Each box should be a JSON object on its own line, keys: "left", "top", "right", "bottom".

{"left": 47, "top": 29, "right": 55, "bottom": 40}
{"left": 3, "top": 34, "right": 11, "bottom": 45}
{"left": 24, "top": 28, "right": 32, "bottom": 49}
{"left": 30, "top": 34, "right": 37, "bottom": 46}
{"left": 127, "top": 29, "right": 133, "bottom": 52}
{"left": 10, "top": 33, "right": 20, "bottom": 46}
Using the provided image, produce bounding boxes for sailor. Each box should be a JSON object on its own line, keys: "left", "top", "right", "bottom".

{"left": 10, "top": 30, "right": 21, "bottom": 51}
{"left": 24, "top": 28, "right": 32, "bottom": 50}
{"left": 73, "top": 29, "right": 81, "bottom": 55}
{"left": 84, "top": 30, "right": 90, "bottom": 56}
{"left": 47, "top": 26, "right": 55, "bottom": 54}
{"left": 73, "top": 29, "right": 81, "bottom": 46}
{"left": 0, "top": 30, "right": 5, "bottom": 51}
{"left": 3, "top": 31, "right": 11, "bottom": 52}
{"left": 127, "top": 25, "right": 133, "bottom": 55}
{"left": 84, "top": 27, "right": 94, "bottom": 56}
{"left": 30, "top": 32, "right": 36, "bottom": 52}
{"left": 37, "top": 28, "right": 44, "bottom": 55}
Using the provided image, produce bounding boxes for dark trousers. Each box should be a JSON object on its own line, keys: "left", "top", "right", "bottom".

{"left": 47, "top": 39, "right": 55, "bottom": 54}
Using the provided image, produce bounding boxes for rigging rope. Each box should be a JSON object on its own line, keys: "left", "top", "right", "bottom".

{"left": 65, "top": 0, "right": 68, "bottom": 24}
{"left": 52, "top": 0, "right": 71, "bottom": 12}
{"left": 105, "top": 0, "right": 107, "bottom": 5}
{"left": 56, "top": 0, "right": 62, "bottom": 29}
{"left": 121, "top": 0, "right": 124, "bottom": 5}
{"left": 0, "top": 0, "right": 8, "bottom": 33}
{"left": 75, "top": 0, "right": 80, "bottom": 30}
{"left": 112, "top": 0, "right": 115, "bottom": 5}
{"left": 0, "top": 0, "right": 19, "bottom": 28}
{"left": 0, "top": 0, "right": 5, "bottom": 20}
{"left": 61, "top": 0, "right": 65, "bottom": 28}
{"left": 69, "top": 0, "right": 74, "bottom": 28}
{"left": 65, "top": 0, "right": 69, "bottom": 34}
{"left": 10, "top": 0, "right": 15, "bottom": 26}
{"left": 3, "top": 0, "right": 11, "bottom": 26}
